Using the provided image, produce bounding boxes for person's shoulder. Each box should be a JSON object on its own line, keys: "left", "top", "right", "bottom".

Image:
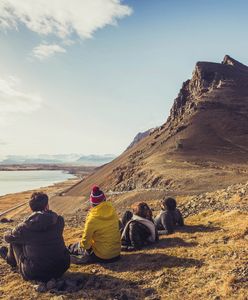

{"left": 131, "top": 220, "right": 149, "bottom": 230}
{"left": 175, "top": 208, "right": 183, "bottom": 215}
{"left": 48, "top": 211, "right": 64, "bottom": 226}
{"left": 57, "top": 215, "right": 65, "bottom": 222}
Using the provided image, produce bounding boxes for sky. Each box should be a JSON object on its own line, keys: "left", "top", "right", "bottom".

{"left": 0, "top": 0, "right": 248, "bottom": 158}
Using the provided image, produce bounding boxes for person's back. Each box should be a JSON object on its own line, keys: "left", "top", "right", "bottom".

{"left": 121, "top": 202, "right": 158, "bottom": 251}
{"left": 81, "top": 200, "right": 121, "bottom": 260}
{"left": 68, "top": 186, "right": 121, "bottom": 263}
{"left": 0, "top": 192, "right": 70, "bottom": 282}
{"left": 154, "top": 197, "right": 184, "bottom": 235}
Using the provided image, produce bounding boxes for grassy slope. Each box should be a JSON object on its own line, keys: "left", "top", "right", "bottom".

{"left": 0, "top": 195, "right": 247, "bottom": 300}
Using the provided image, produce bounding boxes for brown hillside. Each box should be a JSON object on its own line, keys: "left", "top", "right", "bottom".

{"left": 50, "top": 55, "right": 248, "bottom": 213}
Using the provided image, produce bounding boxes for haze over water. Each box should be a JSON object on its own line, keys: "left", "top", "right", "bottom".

{"left": 0, "top": 170, "right": 76, "bottom": 197}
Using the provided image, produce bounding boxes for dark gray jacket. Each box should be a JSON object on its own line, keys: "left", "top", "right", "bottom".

{"left": 154, "top": 209, "right": 184, "bottom": 234}
{"left": 4, "top": 210, "right": 70, "bottom": 281}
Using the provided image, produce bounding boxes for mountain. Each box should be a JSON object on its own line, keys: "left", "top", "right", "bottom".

{"left": 0, "top": 154, "right": 116, "bottom": 166}
{"left": 55, "top": 55, "right": 248, "bottom": 201}
{"left": 76, "top": 154, "right": 116, "bottom": 166}
{"left": 126, "top": 128, "right": 156, "bottom": 150}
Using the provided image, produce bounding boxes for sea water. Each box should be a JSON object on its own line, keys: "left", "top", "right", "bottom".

{"left": 0, "top": 170, "right": 76, "bottom": 196}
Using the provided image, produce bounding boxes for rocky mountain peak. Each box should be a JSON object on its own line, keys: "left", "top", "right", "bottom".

{"left": 221, "top": 54, "right": 248, "bottom": 70}
{"left": 169, "top": 56, "right": 248, "bottom": 122}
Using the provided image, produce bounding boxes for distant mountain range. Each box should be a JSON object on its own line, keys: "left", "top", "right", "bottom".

{"left": 0, "top": 154, "right": 116, "bottom": 166}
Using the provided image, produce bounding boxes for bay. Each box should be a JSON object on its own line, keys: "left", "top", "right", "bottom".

{"left": 0, "top": 170, "right": 76, "bottom": 196}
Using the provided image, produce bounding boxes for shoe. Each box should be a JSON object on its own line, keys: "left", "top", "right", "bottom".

{"left": 121, "top": 245, "right": 128, "bottom": 251}
{"left": 0, "top": 246, "right": 8, "bottom": 260}
{"left": 70, "top": 254, "right": 91, "bottom": 264}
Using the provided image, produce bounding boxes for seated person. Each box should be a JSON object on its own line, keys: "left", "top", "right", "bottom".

{"left": 121, "top": 202, "right": 158, "bottom": 251}
{"left": 154, "top": 197, "right": 184, "bottom": 235}
{"left": 0, "top": 192, "right": 70, "bottom": 282}
{"left": 68, "top": 186, "right": 121, "bottom": 264}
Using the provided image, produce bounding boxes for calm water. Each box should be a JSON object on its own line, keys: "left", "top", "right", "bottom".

{"left": 0, "top": 170, "right": 76, "bottom": 196}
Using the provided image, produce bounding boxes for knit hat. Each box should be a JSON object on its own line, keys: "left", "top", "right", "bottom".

{"left": 90, "top": 185, "right": 106, "bottom": 206}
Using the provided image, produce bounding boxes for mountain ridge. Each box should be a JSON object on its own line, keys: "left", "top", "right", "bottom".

{"left": 54, "top": 55, "right": 248, "bottom": 201}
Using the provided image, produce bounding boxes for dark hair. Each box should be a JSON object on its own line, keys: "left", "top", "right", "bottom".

{"left": 162, "top": 197, "right": 177, "bottom": 211}
{"left": 131, "top": 202, "right": 152, "bottom": 220}
{"left": 29, "top": 192, "right": 49, "bottom": 212}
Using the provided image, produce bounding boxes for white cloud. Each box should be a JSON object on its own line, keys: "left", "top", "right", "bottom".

{"left": 0, "top": 0, "right": 132, "bottom": 58}
{"left": 0, "top": 76, "right": 42, "bottom": 121}
{"left": 32, "top": 43, "right": 66, "bottom": 60}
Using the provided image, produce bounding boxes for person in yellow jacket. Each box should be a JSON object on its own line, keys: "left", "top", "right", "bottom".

{"left": 68, "top": 186, "right": 121, "bottom": 264}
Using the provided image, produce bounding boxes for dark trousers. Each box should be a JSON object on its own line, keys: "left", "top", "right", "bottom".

{"left": 6, "top": 243, "right": 70, "bottom": 281}
{"left": 68, "top": 243, "right": 120, "bottom": 264}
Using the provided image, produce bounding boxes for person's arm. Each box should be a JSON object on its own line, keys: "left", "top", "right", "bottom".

{"left": 129, "top": 222, "right": 144, "bottom": 250}
{"left": 80, "top": 216, "right": 94, "bottom": 250}
{"left": 155, "top": 227, "right": 159, "bottom": 241}
{"left": 177, "top": 209, "right": 184, "bottom": 226}
{"left": 161, "top": 212, "right": 174, "bottom": 234}
{"left": 4, "top": 223, "right": 27, "bottom": 244}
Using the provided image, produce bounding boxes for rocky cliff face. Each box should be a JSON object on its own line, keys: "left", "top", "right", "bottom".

{"left": 169, "top": 55, "right": 248, "bottom": 123}
{"left": 65, "top": 55, "right": 248, "bottom": 195}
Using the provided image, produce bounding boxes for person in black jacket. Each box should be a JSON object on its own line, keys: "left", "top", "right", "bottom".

{"left": 154, "top": 197, "right": 184, "bottom": 235}
{"left": 0, "top": 192, "right": 70, "bottom": 282}
{"left": 121, "top": 202, "right": 158, "bottom": 251}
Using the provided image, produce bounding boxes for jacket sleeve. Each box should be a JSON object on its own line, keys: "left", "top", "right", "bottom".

{"left": 80, "top": 216, "right": 94, "bottom": 250}
{"left": 177, "top": 210, "right": 184, "bottom": 226}
{"left": 4, "top": 222, "right": 27, "bottom": 244}
{"left": 129, "top": 222, "right": 144, "bottom": 249}
{"left": 161, "top": 212, "right": 174, "bottom": 234}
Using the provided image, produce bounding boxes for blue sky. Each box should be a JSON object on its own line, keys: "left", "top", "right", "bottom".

{"left": 0, "top": 0, "right": 248, "bottom": 157}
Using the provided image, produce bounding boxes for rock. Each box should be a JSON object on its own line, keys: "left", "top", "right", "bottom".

{"left": 35, "top": 283, "right": 47, "bottom": 293}
{"left": 56, "top": 279, "right": 65, "bottom": 291}
{"left": 91, "top": 268, "right": 98, "bottom": 274}
{"left": 144, "top": 288, "right": 154, "bottom": 297}
{"left": 0, "top": 218, "right": 14, "bottom": 223}
{"left": 46, "top": 278, "right": 57, "bottom": 290}
{"left": 119, "top": 294, "right": 129, "bottom": 300}
{"left": 94, "top": 281, "right": 101, "bottom": 289}
{"left": 51, "top": 296, "right": 66, "bottom": 300}
{"left": 65, "top": 278, "right": 78, "bottom": 289}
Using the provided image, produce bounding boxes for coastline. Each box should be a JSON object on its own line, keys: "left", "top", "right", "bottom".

{"left": 0, "top": 164, "right": 95, "bottom": 176}
{"left": 0, "top": 176, "right": 81, "bottom": 218}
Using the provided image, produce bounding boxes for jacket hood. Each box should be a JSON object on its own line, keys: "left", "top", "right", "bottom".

{"left": 25, "top": 210, "right": 59, "bottom": 232}
{"left": 89, "top": 201, "right": 116, "bottom": 220}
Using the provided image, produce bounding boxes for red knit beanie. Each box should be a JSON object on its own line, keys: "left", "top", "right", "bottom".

{"left": 90, "top": 185, "right": 106, "bottom": 206}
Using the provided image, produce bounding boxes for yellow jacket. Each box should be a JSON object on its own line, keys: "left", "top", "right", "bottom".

{"left": 81, "top": 201, "right": 121, "bottom": 259}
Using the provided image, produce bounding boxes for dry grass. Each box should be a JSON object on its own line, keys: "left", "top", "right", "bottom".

{"left": 0, "top": 208, "right": 247, "bottom": 299}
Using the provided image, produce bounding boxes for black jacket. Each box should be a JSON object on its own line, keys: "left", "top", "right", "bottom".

{"left": 121, "top": 220, "right": 158, "bottom": 250}
{"left": 154, "top": 209, "right": 184, "bottom": 234}
{"left": 4, "top": 210, "right": 70, "bottom": 281}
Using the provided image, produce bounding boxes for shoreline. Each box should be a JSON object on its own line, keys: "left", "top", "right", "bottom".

{"left": 0, "top": 164, "right": 95, "bottom": 176}
{"left": 0, "top": 170, "right": 78, "bottom": 198}
{"left": 0, "top": 176, "right": 82, "bottom": 217}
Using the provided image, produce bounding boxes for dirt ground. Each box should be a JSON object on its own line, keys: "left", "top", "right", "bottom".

{"left": 0, "top": 181, "right": 247, "bottom": 300}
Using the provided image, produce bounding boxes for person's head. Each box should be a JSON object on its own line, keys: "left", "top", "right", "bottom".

{"left": 29, "top": 192, "right": 49, "bottom": 212}
{"left": 131, "top": 202, "right": 152, "bottom": 220}
{"left": 89, "top": 185, "right": 106, "bottom": 207}
{"left": 161, "top": 197, "right": 177, "bottom": 211}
